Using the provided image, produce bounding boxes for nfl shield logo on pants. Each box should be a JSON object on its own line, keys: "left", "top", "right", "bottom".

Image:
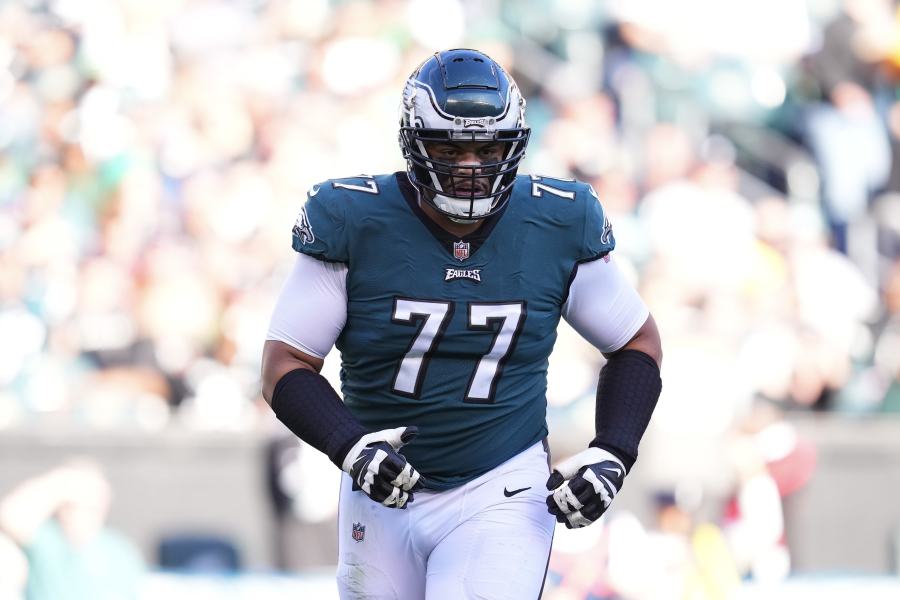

{"left": 453, "top": 240, "right": 470, "bottom": 261}
{"left": 352, "top": 522, "right": 366, "bottom": 542}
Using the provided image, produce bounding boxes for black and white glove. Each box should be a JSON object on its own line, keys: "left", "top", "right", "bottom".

{"left": 546, "top": 447, "right": 626, "bottom": 529}
{"left": 341, "top": 426, "right": 423, "bottom": 509}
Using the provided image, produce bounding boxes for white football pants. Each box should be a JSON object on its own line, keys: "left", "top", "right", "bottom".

{"left": 336, "top": 441, "right": 555, "bottom": 600}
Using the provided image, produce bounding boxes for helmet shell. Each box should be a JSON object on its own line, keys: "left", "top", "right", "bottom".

{"left": 399, "top": 49, "right": 530, "bottom": 221}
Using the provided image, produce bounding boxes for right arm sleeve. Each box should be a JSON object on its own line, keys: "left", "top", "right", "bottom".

{"left": 266, "top": 253, "right": 348, "bottom": 359}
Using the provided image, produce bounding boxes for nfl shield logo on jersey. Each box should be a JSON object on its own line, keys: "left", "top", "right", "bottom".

{"left": 453, "top": 240, "right": 470, "bottom": 261}
{"left": 352, "top": 522, "right": 366, "bottom": 543}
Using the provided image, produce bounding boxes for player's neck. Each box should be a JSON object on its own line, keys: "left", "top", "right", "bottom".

{"left": 418, "top": 199, "right": 486, "bottom": 237}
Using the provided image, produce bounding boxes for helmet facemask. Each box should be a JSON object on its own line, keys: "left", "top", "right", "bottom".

{"left": 400, "top": 127, "right": 530, "bottom": 221}
{"left": 399, "top": 49, "right": 530, "bottom": 222}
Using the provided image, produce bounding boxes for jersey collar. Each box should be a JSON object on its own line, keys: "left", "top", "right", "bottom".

{"left": 395, "top": 172, "right": 508, "bottom": 262}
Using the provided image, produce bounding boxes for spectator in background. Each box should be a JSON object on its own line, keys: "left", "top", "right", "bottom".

{"left": 721, "top": 401, "right": 817, "bottom": 582}
{"left": 603, "top": 491, "right": 741, "bottom": 600}
{"left": 804, "top": 0, "right": 893, "bottom": 255}
{"left": 0, "top": 461, "right": 144, "bottom": 600}
{"left": 0, "top": 531, "right": 27, "bottom": 600}
{"left": 874, "top": 259, "right": 900, "bottom": 412}
{"left": 264, "top": 434, "right": 340, "bottom": 571}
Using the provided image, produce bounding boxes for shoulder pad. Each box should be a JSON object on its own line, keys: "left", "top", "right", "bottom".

{"left": 291, "top": 175, "right": 390, "bottom": 262}
{"left": 513, "top": 176, "right": 614, "bottom": 260}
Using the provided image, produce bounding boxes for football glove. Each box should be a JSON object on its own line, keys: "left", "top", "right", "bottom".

{"left": 546, "top": 447, "right": 626, "bottom": 529}
{"left": 341, "top": 426, "right": 423, "bottom": 509}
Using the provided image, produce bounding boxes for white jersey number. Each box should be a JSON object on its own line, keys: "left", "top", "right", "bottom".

{"left": 391, "top": 299, "right": 526, "bottom": 403}
{"left": 465, "top": 302, "right": 526, "bottom": 402}
{"left": 530, "top": 175, "right": 575, "bottom": 200}
{"left": 391, "top": 298, "right": 453, "bottom": 398}
{"left": 332, "top": 175, "right": 380, "bottom": 194}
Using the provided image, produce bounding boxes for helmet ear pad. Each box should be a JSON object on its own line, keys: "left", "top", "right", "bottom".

{"left": 398, "top": 49, "right": 530, "bottom": 221}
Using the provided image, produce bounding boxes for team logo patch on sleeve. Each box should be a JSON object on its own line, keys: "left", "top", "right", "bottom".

{"left": 600, "top": 214, "right": 613, "bottom": 246}
{"left": 351, "top": 522, "right": 366, "bottom": 542}
{"left": 453, "top": 240, "right": 470, "bottom": 261}
{"left": 293, "top": 206, "right": 315, "bottom": 245}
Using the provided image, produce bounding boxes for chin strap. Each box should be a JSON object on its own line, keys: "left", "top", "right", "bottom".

{"left": 447, "top": 215, "right": 479, "bottom": 225}
{"left": 432, "top": 193, "right": 493, "bottom": 221}
{"left": 414, "top": 188, "right": 485, "bottom": 223}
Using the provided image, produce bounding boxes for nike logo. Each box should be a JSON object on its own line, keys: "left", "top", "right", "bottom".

{"left": 308, "top": 185, "right": 320, "bottom": 197}
{"left": 503, "top": 486, "right": 531, "bottom": 497}
{"left": 603, "top": 466, "right": 623, "bottom": 478}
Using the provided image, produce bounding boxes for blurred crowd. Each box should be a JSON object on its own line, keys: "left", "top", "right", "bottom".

{"left": 2, "top": 0, "right": 900, "bottom": 596}
{"left": 2, "top": 0, "right": 899, "bottom": 428}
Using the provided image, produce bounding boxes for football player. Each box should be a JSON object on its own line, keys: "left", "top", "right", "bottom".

{"left": 262, "top": 49, "right": 662, "bottom": 599}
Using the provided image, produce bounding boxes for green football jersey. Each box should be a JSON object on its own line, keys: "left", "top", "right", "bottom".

{"left": 292, "top": 172, "right": 614, "bottom": 489}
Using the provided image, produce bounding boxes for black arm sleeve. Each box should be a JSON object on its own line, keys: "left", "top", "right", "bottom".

{"left": 589, "top": 349, "right": 662, "bottom": 471}
{"left": 271, "top": 368, "right": 368, "bottom": 468}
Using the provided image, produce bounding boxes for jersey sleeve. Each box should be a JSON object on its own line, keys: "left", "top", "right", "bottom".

{"left": 266, "top": 253, "right": 348, "bottom": 359}
{"left": 562, "top": 255, "right": 648, "bottom": 353}
{"left": 579, "top": 184, "right": 615, "bottom": 261}
{"left": 291, "top": 183, "right": 351, "bottom": 263}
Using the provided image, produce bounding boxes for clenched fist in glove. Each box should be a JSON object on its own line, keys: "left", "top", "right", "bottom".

{"left": 342, "top": 426, "right": 424, "bottom": 509}
{"left": 546, "top": 447, "right": 626, "bottom": 528}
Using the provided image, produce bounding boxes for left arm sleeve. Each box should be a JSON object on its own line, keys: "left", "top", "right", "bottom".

{"left": 562, "top": 255, "right": 649, "bottom": 353}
